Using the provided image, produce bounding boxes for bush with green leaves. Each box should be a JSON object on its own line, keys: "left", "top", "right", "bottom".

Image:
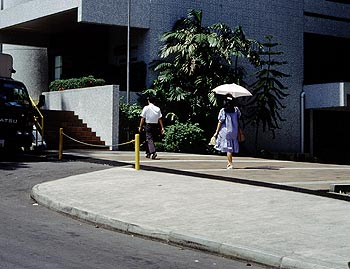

{"left": 119, "top": 98, "right": 142, "bottom": 149}
{"left": 49, "top": 75, "right": 106, "bottom": 91}
{"left": 161, "top": 121, "right": 206, "bottom": 153}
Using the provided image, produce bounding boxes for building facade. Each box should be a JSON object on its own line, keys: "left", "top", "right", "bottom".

{"left": 1, "top": 0, "right": 350, "bottom": 156}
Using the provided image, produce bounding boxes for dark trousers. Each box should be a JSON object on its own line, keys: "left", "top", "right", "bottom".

{"left": 145, "top": 123, "right": 158, "bottom": 154}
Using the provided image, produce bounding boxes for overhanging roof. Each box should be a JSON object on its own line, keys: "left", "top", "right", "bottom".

{"left": 0, "top": 9, "right": 78, "bottom": 47}
{"left": 0, "top": 0, "right": 150, "bottom": 48}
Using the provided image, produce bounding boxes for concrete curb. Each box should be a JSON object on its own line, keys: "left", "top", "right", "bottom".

{"left": 31, "top": 184, "right": 343, "bottom": 269}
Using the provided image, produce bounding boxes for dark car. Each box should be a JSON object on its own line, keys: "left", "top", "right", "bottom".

{"left": 0, "top": 77, "right": 35, "bottom": 150}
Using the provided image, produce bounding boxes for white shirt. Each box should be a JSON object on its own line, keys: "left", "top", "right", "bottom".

{"left": 140, "top": 103, "right": 162, "bottom": 124}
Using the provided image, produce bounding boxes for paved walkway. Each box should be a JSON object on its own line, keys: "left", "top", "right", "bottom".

{"left": 31, "top": 151, "right": 350, "bottom": 269}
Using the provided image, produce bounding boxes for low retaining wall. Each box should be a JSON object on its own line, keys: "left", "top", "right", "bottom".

{"left": 43, "top": 85, "right": 120, "bottom": 150}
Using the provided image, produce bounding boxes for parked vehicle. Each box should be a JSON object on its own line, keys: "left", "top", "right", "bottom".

{"left": 0, "top": 53, "right": 44, "bottom": 151}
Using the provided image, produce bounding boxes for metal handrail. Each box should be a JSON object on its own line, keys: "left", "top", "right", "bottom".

{"left": 29, "top": 96, "right": 44, "bottom": 140}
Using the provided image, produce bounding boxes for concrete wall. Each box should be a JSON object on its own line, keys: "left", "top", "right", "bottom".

{"left": 3, "top": 44, "right": 48, "bottom": 101}
{"left": 304, "top": 0, "right": 350, "bottom": 38}
{"left": 142, "top": 0, "right": 304, "bottom": 153}
{"left": 304, "top": 83, "right": 350, "bottom": 109}
{"left": 78, "top": 0, "right": 150, "bottom": 28}
{"left": 1, "top": 0, "right": 79, "bottom": 27}
{"left": 43, "top": 85, "right": 120, "bottom": 150}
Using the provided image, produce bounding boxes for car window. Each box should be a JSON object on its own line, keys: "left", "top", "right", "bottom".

{"left": 0, "top": 81, "right": 31, "bottom": 107}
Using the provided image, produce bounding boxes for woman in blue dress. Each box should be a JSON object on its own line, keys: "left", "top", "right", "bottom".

{"left": 213, "top": 96, "right": 241, "bottom": 169}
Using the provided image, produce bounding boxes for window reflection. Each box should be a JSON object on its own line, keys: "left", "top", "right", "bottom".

{"left": 0, "top": 81, "right": 30, "bottom": 107}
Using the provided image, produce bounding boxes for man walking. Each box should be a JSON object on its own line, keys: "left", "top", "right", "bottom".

{"left": 138, "top": 96, "right": 165, "bottom": 159}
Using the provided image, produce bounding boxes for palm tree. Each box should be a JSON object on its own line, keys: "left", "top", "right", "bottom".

{"left": 246, "top": 35, "right": 290, "bottom": 152}
{"left": 209, "top": 24, "right": 261, "bottom": 83}
{"left": 146, "top": 9, "right": 261, "bottom": 134}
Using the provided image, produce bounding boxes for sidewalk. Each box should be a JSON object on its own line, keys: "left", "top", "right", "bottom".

{"left": 31, "top": 151, "right": 350, "bottom": 269}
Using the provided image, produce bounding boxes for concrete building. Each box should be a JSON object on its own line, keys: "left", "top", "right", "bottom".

{"left": 1, "top": 0, "right": 350, "bottom": 158}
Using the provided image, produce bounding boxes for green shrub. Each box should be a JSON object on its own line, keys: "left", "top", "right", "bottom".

{"left": 49, "top": 75, "right": 106, "bottom": 91}
{"left": 119, "top": 99, "right": 142, "bottom": 132}
{"left": 161, "top": 121, "right": 206, "bottom": 153}
{"left": 119, "top": 98, "right": 142, "bottom": 149}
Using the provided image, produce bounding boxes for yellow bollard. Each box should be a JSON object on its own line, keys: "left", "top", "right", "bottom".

{"left": 58, "top": 128, "right": 63, "bottom": 160}
{"left": 135, "top": 134, "right": 140, "bottom": 170}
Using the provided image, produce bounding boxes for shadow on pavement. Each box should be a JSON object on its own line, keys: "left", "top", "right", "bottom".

{"left": 60, "top": 153, "right": 350, "bottom": 202}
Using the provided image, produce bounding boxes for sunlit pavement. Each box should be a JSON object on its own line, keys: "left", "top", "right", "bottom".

{"left": 31, "top": 149, "right": 350, "bottom": 269}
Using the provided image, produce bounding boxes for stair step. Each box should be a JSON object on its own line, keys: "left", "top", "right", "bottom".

{"left": 41, "top": 109, "right": 106, "bottom": 149}
{"left": 65, "top": 126, "right": 92, "bottom": 133}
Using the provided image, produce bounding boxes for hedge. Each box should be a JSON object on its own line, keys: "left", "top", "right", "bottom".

{"left": 49, "top": 75, "right": 106, "bottom": 91}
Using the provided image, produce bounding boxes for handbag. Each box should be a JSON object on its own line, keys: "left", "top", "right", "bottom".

{"left": 238, "top": 127, "right": 245, "bottom": 143}
{"left": 208, "top": 136, "right": 216, "bottom": 146}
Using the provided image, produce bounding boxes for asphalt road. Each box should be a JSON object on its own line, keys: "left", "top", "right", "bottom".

{"left": 0, "top": 152, "right": 271, "bottom": 269}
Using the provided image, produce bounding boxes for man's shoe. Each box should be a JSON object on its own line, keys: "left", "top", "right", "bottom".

{"left": 151, "top": 153, "right": 157, "bottom": 159}
{"left": 145, "top": 153, "right": 151, "bottom": 158}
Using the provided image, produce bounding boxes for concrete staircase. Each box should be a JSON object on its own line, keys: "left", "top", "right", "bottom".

{"left": 41, "top": 110, "right": 106, "bottom": 149}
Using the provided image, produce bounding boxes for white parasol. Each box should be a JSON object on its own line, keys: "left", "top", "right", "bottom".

{"left": 212, "top": 83, "right": 252, "bottom": 98}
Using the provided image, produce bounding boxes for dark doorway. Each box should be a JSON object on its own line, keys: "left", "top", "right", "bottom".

{"left": 309, "top": 108, "right": 350, "bottom": 163}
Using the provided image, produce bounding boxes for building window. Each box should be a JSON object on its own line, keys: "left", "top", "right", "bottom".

{"left": 54, "top": 56, "right": 63, "bottom": 80}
